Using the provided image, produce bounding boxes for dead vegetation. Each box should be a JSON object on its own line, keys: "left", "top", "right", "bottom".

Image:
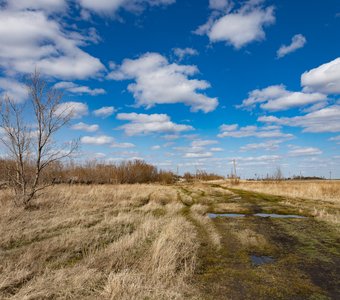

{"left": 0, "top": 185, "right": 204, "bottom": 299}
{"left": 223, "top": 180, "right": 340, "bottom": 203}
{"left": 1, "top": 180, "right": 339, "bottom": 299}
{"left": 221, "top": 180, "right": 340, "bottom": 226}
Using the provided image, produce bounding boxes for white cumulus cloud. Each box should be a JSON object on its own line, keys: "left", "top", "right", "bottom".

{"left": 108, "top": 52, "right": 218, "bottom": 113}
{"left": 288, "top": 147, "right": 322, "bottom": 156}
{"left": 77, "top": 0, "right": 175, "bottom": 15}
{"left": 209, "top": 0, "right": 232, "bottom": 11}
{"left": 0, "top": 8, "right": 104, "bottom": 79}
{"left": 0, "top": 77, "right": 28, "bottom": 102}
{"left": 240, "top": 140, "right": 283, "bottom": 152}
{"left": 81, "top": 135, "right": 113, "bottom": 145}
{"left": 277, "top": 34, "right": 307, "bottom": 58}
{"left": 71, "top": 122, "right": 99, "bottom": 132}
{"left": 218, "top": 124, "right": 293, "bottom": 139}
{"left": 173, "top": 47, "right": 198, "bottom": 61}
{"left": 116, "top": 112, "right": 194, "bottom": 136}
{"left": 55, "top": 101, "right": 89, "bottom": 119}
{"left": 4, "top": 0, "right": 67, "bottom": 13}
{"left": 54, "top": 81, "right": 105, "bottom": 96}
{"left": 301, "top": 57, "right": 340, "bottom": 94}
{"left": 196, "top": 0, "right": 275, "bottom": 49}
{"left": 151, "top": 145, "right": 161, "bottom": 150}
{"left": 93, "top": 106, "right": 116, "bottom": 118}
{"left": 191, "top": 139, "right": 218, "bottom": 147}
{"left": 258, "top": 105, "right": 340, "bottom": 133}
{"left": 110, "top": 142, "right": 135, "bottom": 148}
{"left": 211, "top": 147, "right": 223, "bottom": 152}
{"left": 184, "top": 152, "right": 213, "bottom": 158}
{"left": 239, "top": 84, "right": 327, "bottom": 111}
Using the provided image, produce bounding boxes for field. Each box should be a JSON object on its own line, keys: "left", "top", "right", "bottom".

{"left": 0, "top": 181, "right": 339, "bottom": 299}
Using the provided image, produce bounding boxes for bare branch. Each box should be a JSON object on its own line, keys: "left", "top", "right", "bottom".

{"left": 0, "top": 71, "right": 77, "bottom": 207}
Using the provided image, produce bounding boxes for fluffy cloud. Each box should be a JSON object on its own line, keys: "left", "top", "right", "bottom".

{"left": 240, "top": 140, "right": 283, "bottom": 151}
{"left": 93, "top": 152, "right": 106, "bottom": 158}
{"left": 288, "top": 147, "right": 322, "bottom": 156}
{"left": 277, "top": 34, "right": 307, "bottom": 58}
{"left": 54, "top": 82, "right": 105, "bottom": 96}
{"left": 174, "top": 139, "right": 217, "bottom": 154}
{"left": 77, "top": 0, "right": 175, "bottom": 15}
{"left": 4, "top": 0, "right": 67, "bottom": 13}
{"left": 258, "top": 105, "right": 340, "bottom": 133}
{"left": 81, "top": 134, "right": 135, "bottom": 148}
{"left": 173, "top": 47, "right": 198, "bottom": 61}
{"left": 239, "top": 84, "right": 327, "bottom": 111}
{"left": 55, "top": 101, "right": 89, "bottom": 119}
{"left": 0, "top": 78, "right": 28, "bottom": 102}
{"left": 71, "top": 122, "right": 99, "bottom": 132}
{"left": 110, "top": 142, "right": 135, "bottom": 148}
{"left": 108, "top": 53, "right": 218, "bottom": 113}
{"left": 219, "top": 124, "right": 238, "bottom": 131}
{"left": 218, "top": 124, "right": 293, "bottom": 139}
{"left": 116, "top": 112, "right": 194, "bottom": 136}
{"left": 196, "top": 0, "right": 275, "bottom": 49}
{"left": 173, "top": 139, "right": 219, "bottom": 159}
{"left": 211, "top": 147, "right": 223, "bottom": 152}
{"left": 191, "top": 139, "right": 218, "bottom": 147}
{"left": 209, "top": 0, "right": 232, "bottom": 11}
{"left": 301, "top": 57, "right": 340, "bottom": 94}
{"left": 81, "top": 135, "right": 113, "bottom": 145}
{"left": 0, "top": 8, "right": 104, "bottom": 79}
{"left": 151, "top": 145, "right": 161, "bottom": 150}
{"left": 93, "top": 106, "right": 116, "bottom": 118}
{"left": 184, "top": 152, "right": 213, "bottom": 158}
{"left": 232, "top": 155, "right": 281, "bottom": 162}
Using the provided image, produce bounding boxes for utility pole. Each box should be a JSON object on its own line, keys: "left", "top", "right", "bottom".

{"left": 233, "top": 159, "right": 237, "bottom": 179}
{"left": 195, "top": 165, "right": 198, "bottom": 181}
{"left": 329, "top": 171, "right": 332, "bottom": 180}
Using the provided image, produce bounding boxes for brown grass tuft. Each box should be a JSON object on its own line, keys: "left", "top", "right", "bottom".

{"left": 0, "top": 184, "right": 199, "bottom": 299}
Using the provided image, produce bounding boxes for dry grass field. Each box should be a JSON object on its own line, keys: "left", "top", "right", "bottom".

{"left": 221, "top": 180, "right": 340, "bottom": 225}
{"left": 0, "top": 185, "right": 203, "bottom": 299}
{"left": 0, "top": 181, "right": 339, "bottom": 299}
{"left": 224, "top": 180, "right": 340, "bottom": 203}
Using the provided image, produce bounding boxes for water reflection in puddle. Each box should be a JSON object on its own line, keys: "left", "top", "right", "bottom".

{"left": 208, "top": 213, "right": 246, "bottom": 218}
{"left": 208, "top": 213, "right": 306, "bottom": 219}
{"left": 254, "top": 213, "right": 306, "bottom": 219}
{"left": 251, "top": 255, "right": 275, "bottom": 266}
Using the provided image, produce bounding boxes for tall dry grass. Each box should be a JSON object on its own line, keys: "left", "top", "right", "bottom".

{"left": 225, "top": 180, "right": 340, "bottom": 203}
{"left": 0, "top": 185, "right": 200, "bottom": 299}
{"left": 223, "top": 180, "right": 340, "bottom": 226}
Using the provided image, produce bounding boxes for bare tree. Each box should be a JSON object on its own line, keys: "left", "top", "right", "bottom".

{"left": 0, "top": 71, "right": 77, "bottom": 206}
{"left": 273, "top": 166, "right": 284, "bottom": 182}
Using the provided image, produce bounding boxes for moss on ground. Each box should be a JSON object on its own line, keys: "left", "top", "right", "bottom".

{"left": 181, "top": 183, "right": 340, "bottom": 299}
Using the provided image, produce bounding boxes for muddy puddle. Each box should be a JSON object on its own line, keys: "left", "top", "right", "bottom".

{"left": 251, "top": 255, "right": 275, "bottom": 266}
{"left": 254, "top": 213, "right": 306, "bottom": 219}
{"left": 208, "top": 213, "right": 246, "bottom": 218}
{"left": 208, "top": 213, "right": 307, "bottom": 219}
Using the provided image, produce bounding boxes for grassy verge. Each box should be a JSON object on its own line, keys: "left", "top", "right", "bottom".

{"left": 1, "top": 182, "right": 339, "bottom": 299}
{"left": 0, "top": 185, "right": 198, "bottom": 299}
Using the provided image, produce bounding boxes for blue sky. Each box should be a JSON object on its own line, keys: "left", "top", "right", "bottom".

{"left": 0, "top": 0, "right": 340, "bottom": 178}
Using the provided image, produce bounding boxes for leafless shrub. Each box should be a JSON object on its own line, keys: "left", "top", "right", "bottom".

{"left": 0, "top": 71, "right": 77, "bottom": 207}
{"left": 183, "top": 170, "right": 224, "bottom": 182}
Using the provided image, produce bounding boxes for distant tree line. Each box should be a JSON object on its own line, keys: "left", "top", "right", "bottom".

{"left": 0, "top": 158, "right": 178, "bottom": 186}
{"left": 0, "top": 159, "right": 226, "bottom": 187}
{"left": 183, "top": 170, "right": 224, "bottom": 182}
